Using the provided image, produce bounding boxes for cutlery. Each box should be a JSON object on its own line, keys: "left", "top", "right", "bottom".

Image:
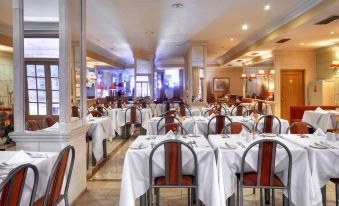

{"left": 237, "top": 142, "right": 246, "bottom": 148}
{"left": 320, "top": 141, "right": 337, "bottom": 149}
{"left": 151, "top": 142, "right": 155, "bottom": 149}
{"left": 192, "top": 140, "right": 198, "bottom": 147}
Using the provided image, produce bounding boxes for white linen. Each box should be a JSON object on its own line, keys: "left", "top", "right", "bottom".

{"left": 240, "top": 102, "right": 273, "bottom": 114}
{"left": 208, "top": 134, "right": 318, "bottom": 206}
{"left": 302, "top": 110, "right": 338, "bottom": 132}
{"left": 280, "top": 134, "right": 339, "bottom": 189}
{"left": 155, "top": 103, "right": 179, "bottom": 116}
{"left": 0, "top": 151, "right": 58, "bottom": 205}
{"left": 119, "top": 135, "right": 222, "bottom": 206}
{"left": 5, "top": 150, "right": 33, "bottom": 165}
{"left": 87, "top": 116, "right": 115, "bottom": 161}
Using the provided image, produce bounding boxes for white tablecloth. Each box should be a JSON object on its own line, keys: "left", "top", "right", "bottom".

{"left": 119, "top": 135, "right": 222, "bottom": 206}
{"left": 155, "top": 103, "right": 178, "bottom": 116}
{"left": 208, "top": 134, "right": 317, "bottom": 206}
{"left": 87, "top": 117, "right": 115, "bottom": 161}
{"left": 302, "top": 110, "right": 338, "bottom": 132}
{"left": 111, "top": 108, "right": 152, "bottom": 135}
{"left": 0, "top": 151, "right": 58, "bottom": 205}
{"left": 280, "top": 134, "right": 339, "bottom": 204}
{"left": 240, "top": 102, "right": 272, "bottom": 114}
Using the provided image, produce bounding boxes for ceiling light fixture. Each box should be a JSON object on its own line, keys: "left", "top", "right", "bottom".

{"left": 242, "top": 24, "right": 248, "bottom": 31}
{"left": 264, "top": 5, "right": 270, "bottom": 10}
{"left": 172, "top": 3, "right": 183, "bottom": 8}
{"left": 175, "top": 44, "right": 183, "bottom": 47}
{"left": 300, "top": 42, "right": 305, "bottom": 45}
{"left": 330, "top": 31, "right": 335, "bottom": 35}
{"left": 230, "top": 38, "right": 234, "bottom": 41}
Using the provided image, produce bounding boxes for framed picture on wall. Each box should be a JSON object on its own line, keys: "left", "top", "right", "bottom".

{"left": 213, "top": 77, "right": 230, "bottom": 93}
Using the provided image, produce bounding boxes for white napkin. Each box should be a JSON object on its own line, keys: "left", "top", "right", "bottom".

{"left": 239, "top": 130, "right": 251, "bottom": 139}
{"left": 165, "top": 130, "right": 175, "bottom": 139}
{"left": 5, "top": 150, "right": 33, "bottom": 165}
{"left": 313, "top": 128, "right": 326, "bottom": 137}
{"left": 87, "top": 113, "right": 93, "bottom": 119}
{"left": 88, "top": 106, "right": 94, "bottom": 111}
{"left": 315, "top": 107, "right": 324, "bottom": 112}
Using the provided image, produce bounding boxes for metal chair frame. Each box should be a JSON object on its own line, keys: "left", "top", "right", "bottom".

{"left": 211, "top": 105, "right": 227, "bottom": 115}
{"left": 38, "top": 145, "right": 75, "bottom": 206}
{"left": 239, "top": 139, "right": 292, "bottom": 206}
{"left": 156, "top": 116, "right": 180, "bottom": 134}
{"left": 179, "top": 104, "right": 192, "bottom": 116}
{"left": 207, "top": 115, "right": 232, "bottom": 136}
{"left": 202, "top": 109, "right": 219, "bottom": 117}
{"left": 221, "top": 122, "right": 252, "bottom": 134}
{"left": 157, "top": 123, "right": 188, "bottom": 135}
{"left": 148, "top": 139, "right": 199, "bottom": 206}
{"left": 124, "top": 106, "right": 143, "bottom": 137}
{"left": 231, "top": 105, "right": 249, "bottom": 117}
{"left": 0, "top": 163, "right": 39, "bottom": 206}
{"left": 285, "top": 122, "right": 316, "bottom": 134}
{"left": 255, "top": 115, "right": 282, "bottom": 134}
{"left": 161, "top": 101, "right": 175, "bottom": 114}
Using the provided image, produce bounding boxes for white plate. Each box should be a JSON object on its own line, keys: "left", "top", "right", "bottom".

{"left": 261, "top": 133, "right": 276, "bottom": 137}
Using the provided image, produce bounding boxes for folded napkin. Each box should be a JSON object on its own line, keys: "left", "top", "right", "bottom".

{"left": 315, "top": 107, "right": 324, "bottom": 112}
{"left": 5, "top": 150, "right": 33, "bottom": 165}
{"left": 165, "top": 130, "right": 176, "bottom": 139}
{"left": 313, "top": 128, "right": 326, "bottom": 137}
{"left": 88, "top": 106, "right": 94, "bottom": 111}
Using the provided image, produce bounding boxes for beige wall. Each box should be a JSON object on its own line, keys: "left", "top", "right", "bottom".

{"left": 316, "top": 44, "right": 339, "bottom": 80}
{"left": 206, "top": 67, "right": 243, "bottom": 99}
{"left": 273, "top": 50, "right": 317, "bottom": 117}
{"left": 0, "top": 51, "right": 13, "bottom": 107}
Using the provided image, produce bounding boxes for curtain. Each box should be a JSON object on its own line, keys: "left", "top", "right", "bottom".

{"left": 192, "top": 68, "right": 200, "bottom": 97}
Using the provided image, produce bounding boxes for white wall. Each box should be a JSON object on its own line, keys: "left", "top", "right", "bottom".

{"left": 273, "top": 50, "right": 317, "bottom": 117}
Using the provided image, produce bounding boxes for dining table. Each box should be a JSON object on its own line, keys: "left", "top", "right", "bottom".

{"left": 280, "top": 133, "right": 339, "bottom": 204}
{"left": 208, "top": 134, "right": 321, "bottom": 206}
{"left": 0, "top": 150, "right": 58, "bottom": 205}
{"left": 302, "top": 110, "right": 339, "bottom": 132}
{"left": 119, "top": 134, "right": 222, "bottom": 206}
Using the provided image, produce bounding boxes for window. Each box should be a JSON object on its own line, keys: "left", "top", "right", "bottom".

{"left": 26, "top": 62, "right": 59, "bottom": 116}
{"left": 135, "top": 75, "right": 150, "bottom": 97}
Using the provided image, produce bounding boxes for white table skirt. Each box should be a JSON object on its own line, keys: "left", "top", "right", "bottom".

{"left": 111, "top": 108, "right": 152, "bottom": 135}
{"left": 87, "top": 116, "right": 115, "bottom": 161}
{"left": 119, "top": 135, "right": 222, "bottom": 206}
{"left": 280, "top": 134, "right": 339, "bottom": 203}
{"left": 302, "top": 110, "right": 338, "bottom": 132}
{"left": 0, "top": 151, "right": 58, "bottom": 205}
{"left": 208, "top": 135, "right": 318, "bottom": 206}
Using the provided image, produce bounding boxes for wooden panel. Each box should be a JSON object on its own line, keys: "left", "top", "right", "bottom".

{"left": 281, "top": 70, "right": 305, "bottom": 121}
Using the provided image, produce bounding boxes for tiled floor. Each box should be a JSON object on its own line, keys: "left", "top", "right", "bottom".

{"left": 74, "top": 135, "right": 338, "bottom": 206}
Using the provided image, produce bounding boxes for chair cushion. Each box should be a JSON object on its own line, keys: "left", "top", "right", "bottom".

{"left": 155, "top": 175, "right": 194, "bottom": 186}
{"left": 240, "top": 172, "right": 284, "bottom": 187}
{"left": 33, "top": 197, "right": 44, "bottom": 206}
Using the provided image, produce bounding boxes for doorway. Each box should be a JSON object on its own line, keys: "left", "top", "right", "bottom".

{"left": 280, "top": 69, "right": 305, "bottom": 121}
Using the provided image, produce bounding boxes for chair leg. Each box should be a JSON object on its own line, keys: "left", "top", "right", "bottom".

{"left": 264, "top": 189, "right": 270, "bottom": 205}
{"left": 272, "top": 189, "right": 275, "bottom": 206}
{"left": 321, "top": 186, "right": 326, "bottom": 206}
{"left": 148, "top": 188, "right": 152, "bottom": 206}
{"left": 259, "top": 189, "right": 263, "bottom": 206}
{"left": 237, "top": 179, "right": 240, "bottom": 205}
{"left": 239, "top": 187, "right": 243, "bottom": 206}
{"left": 195, "top": 188, "right": 199, "bottom": 206}
{"left": 155, "top": 188, "right": 160, "bottom": 206}
{"left": 188, "top": 188, "right": 191, "bottom": 206}
{"left": 64, "top": 195, "right": 69, "bottom": 206}
{"left": 253, "top": 188, "right": 255, "bottom": 194}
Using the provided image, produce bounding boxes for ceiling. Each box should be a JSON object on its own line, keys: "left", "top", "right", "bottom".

{"left": 1, "top": 0, "right": 338, "bottom": 67}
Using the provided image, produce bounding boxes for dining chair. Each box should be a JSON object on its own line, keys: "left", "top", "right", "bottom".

{"left": 221, "top": 122, "right": 252, "bottom": 134}
{"left": 26, "top": 120, "right": 41, "bottom": 131}
{"left": 330, "top": 178, "right": 339, "bottom": 206}
{"left": 239, "top": 139, "right": 292, "bottom": 206}
{"left": 211, "top": 104, "right": 227, "bottom": 115}
{"left": 285, "top": 122, "right": 316, "bottom": 134}
{"left": 43, "top": 116, "right": 56, "bottom": 128}
{"left": 0, "top": 163, "right": 39, "bottom": 206}
{"left": 157, "top": 123, "right": 188, "bottom": 135}
{"left": 156, "top": 116, "right": 180, "bottom": 134}
{"left": 207, "top": 115, "right": 232, "bottom": 136}
{"left": 148, "top": 139, "right": 199, "bottom": 206}
{"left": 124, "top": 106, "right": 143, "bottom": 137}
{"left": 179, "top": 103, "right": 192, "bottom": 116}
{"left": 254, "top": 101, "right": 269, "bottom": 115}
{"left": 231, "top": 105, "right": 249, "bottom": 117}
{"left": 255, "top": 115, "right": 281, "bottom": 134}
{"left": 202, "top": 109, "right": 219, "bottom": 117}
{"left": 33, "top": 145, "right": 75, "bottom": 206}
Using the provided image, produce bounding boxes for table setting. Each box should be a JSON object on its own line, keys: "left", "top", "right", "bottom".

{"left": 119, "top": 133, "right": 222, "bottom": 206}
{"left": 0, "top": 150, "right": 58, "bottom": 205}
{"left": 208, "top": 134, "right": 320, "bottom": 206}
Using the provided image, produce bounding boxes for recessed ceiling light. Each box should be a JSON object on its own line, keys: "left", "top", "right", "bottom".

{"left": 175, "top": 44, "right": 183, "bottom": 47}
{"left": 230, "top": 38, "right": 234, "bottom": 41}
{"left": 330, "top": 31, "right": 335, "bottom": 35}
{"left": 300, "top": 42, "right": 305, "bottom": 45}
{"left": 264, "top": 5, "right": 270, "bottom": 10}
{"left": 172, "top": 3, "right": 183, "bottom": 8}
{"left": 242, "top": 24, "right": 248, "bottom": 31}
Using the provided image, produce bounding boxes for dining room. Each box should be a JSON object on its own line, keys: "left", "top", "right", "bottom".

{"left": 0, "top": 0, "right": 339, "bottom": 206}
